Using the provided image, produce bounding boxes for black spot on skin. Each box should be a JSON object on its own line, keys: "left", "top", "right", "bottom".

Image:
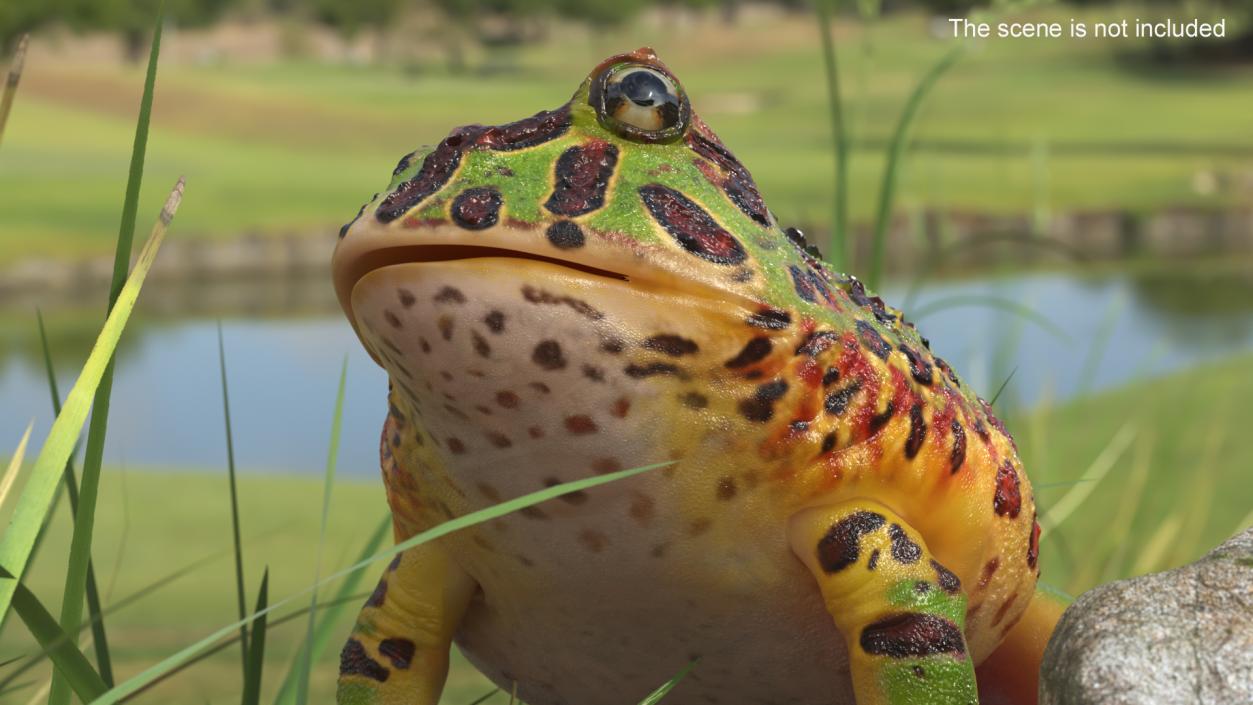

{"left": 680, "top": 392, "right": 708, "bottom": 409}
{"left": 824, "top": 381, "right": 862, "bottom": 416}
{"left": 624, "top": 362, "right": 686, "bottom": 379}
{"left": 688, "top": 132, "right": 770, "bottom": 226}
{"left": 366, "top": 577, "right": 387, "bottom": 607}
{"left": 795, "top": 330, "right": 839, "bottom": 357}
{"left": 546, "top": 220, "right": 586, "bottom": 249}
{"left": 789, "top": 265, "right": 816, "bottom": 303}
{"left": 644, "top": 334, "right": 699, "bottom": 357}
{"left": 738, "top": 379, "right": 788, "bottom": 422}
{"left": 339, "top": 638, "right": 390, "bottom": 682}
{"left": 451, "top": 186, "right": 503, "bottom": 230}
{"left": 821, "top": 432, "right": 836, "bottom": 454}
{"left": 339, "top": 199, "right": 368, "bottom": 238}
{"left": 484, "top": 310, "right": 506, "bottom": 334}
{"left": 434, "top": 286, "right": 466, "bottom": 304}
{"left": 581, "top": 364, "right": 605, "bottom": 382}
{"left": 600, "top": 337, "right": 625, "bottom": 354}
{"left": 899, "top": 345, "right": 934, "bottom": 386}
{"left": 856, "top": 320, "right": 892, "bottom": 360}
{"left": 521, "top": 285, "right": 603, "bottom": 320}
{"left": 869, "top": 401, "right": 895, "bottom": 434}
{"left": 950, "top": 419, "right": 967, "bottom": 474}
{"left": 545, "top": 141, "right": 618, "bottom": 216}
{"left": 397, "top": 289, "right": 416, "bottom": 308}
{"left": 867, "top": 549, "right": 881, "bottom": 571}
{"left": 932, "top": 560, "right": 962, "bottom": 594}
{"left": 913, "top": 665, "right": 926, "bottom": 679}
{"left": 936, "top": 356, "right": 961, "bottom": 387}
{"left": 384, "top": 311, "right": 402, "bottom": 329}
{"left": 476, "top": 105, "right": 572, "bottom": 151}
{"left": 471, "top": 331, "right": 491, "bottom": 358}
{"left": 392, "top": 153, "right": 414, "bottom": 176}
{"left": 905, "top": 403, "right": 927, "bottom": 459}
{"left": 746, "top": 308, "right": 791, "bottom": 330}
{"left": 640, "top": 184, "right": 747, "bottom": 265}
{"left": 725, "top": 337, "right": 772, "bottom": 368}
{"left": 860, "top": 613, "right": 966, "bottom": 658}
{"left": 716, "top": 477, "right": 737, "bottom": 500}
{"left": 889, "top": 524, "right": 922, "bottom": 564}
{"left": 822, "top": 367, "right": 840, "bottom": 386}
{"left": 378, "top": 638, "right": 416, "bottom": 670}
{"left": 817, "top": 511, "right": 886, "bottom": 573}
{"left": 915, "top": 581, "right": 932, "bottom": 594}
{"left": 532, "top": 340, "right": 567, "bottom": 370}
{"left": 377, "top": 126, "right": 484, "bottom": 223}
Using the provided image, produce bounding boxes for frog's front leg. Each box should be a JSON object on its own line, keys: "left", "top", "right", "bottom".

{"left": 789, "top": 501, "right": 978, "bottom": 705}
{"left": 337, "top": 540, "right": 477, "bottom": 705}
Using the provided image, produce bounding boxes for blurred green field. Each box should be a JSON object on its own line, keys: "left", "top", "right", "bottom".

{"left": 3, "top": 350, "right": 1250, "bottom": 703}
{"left": 2, "top": 7, "right": 1252, "bottom": 265}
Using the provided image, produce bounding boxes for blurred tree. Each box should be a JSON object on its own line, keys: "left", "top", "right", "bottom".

{"left": 57, "top": 0, "right": 242, "bottom": 61}
{"left": 1, "top": 0, "right": 55, "bottom": 52}
{"left": 554, "top": 0, "right": 650, "bottom": 29}
{"left": 310, "top": 0, "right": 404, "bottom": 39}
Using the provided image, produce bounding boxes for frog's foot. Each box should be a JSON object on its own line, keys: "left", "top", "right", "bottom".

{"left": 974, "top": 585, "right": 1068, "bottom": 705}
{"left": 789, "top": 500, "right": 979, "bottom": 705}
{"left": 337, "top": 541, "right": 476, "bottom": 705}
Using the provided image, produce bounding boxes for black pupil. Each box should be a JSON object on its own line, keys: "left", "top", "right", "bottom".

{"left": 621, "top": 70, "right": 668, "bottom": 107}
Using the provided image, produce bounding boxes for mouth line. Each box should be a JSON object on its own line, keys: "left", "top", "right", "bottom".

{"left": 342, "top": 244, "right": 631, "bottom": 292}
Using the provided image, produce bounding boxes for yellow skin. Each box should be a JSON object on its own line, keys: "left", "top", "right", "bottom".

{"left": 331, "top": 48, "right": 1062, "bottom": 705}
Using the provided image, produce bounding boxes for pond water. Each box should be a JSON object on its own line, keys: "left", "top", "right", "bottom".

{"left": 2, "top": 266, "right": 1251, "bottom": 476}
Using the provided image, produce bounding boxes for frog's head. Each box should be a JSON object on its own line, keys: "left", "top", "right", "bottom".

{"left": 332, "top": 49, "right": 866, "bottom": 477}
{"left": 333, "top": 48, "right": 835, "bottom": 345}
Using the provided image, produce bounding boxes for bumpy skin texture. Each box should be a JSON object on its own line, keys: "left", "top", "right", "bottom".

{"left": 332, "top": 48, "right": 1050, "bottom": 705}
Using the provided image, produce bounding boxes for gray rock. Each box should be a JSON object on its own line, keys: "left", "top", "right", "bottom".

{"left": 1040, "top": 527, "right": 1253, "bottom": 705}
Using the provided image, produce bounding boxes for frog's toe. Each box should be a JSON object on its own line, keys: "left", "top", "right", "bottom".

{"left": 789, "top": 500, "right": 979, "bottom": 705}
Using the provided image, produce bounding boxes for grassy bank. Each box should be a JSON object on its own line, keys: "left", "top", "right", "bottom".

{"left": 2, "top": 7, "right": 1252, "bottom": 265}
{"left": 3, "top": 351, "right": 1251, "bottom": 703}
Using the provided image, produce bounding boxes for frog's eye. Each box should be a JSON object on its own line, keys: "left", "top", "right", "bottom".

{"left": 590, "top": 63, "right": 689, "bottom": 143}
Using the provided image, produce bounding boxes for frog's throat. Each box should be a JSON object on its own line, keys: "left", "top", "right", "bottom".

{"left": 333, "top": 221, "right": 761, "bottom": 340}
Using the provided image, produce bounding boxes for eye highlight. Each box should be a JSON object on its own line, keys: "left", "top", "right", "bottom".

{"left": 590, "top": 63, "right": 689, "bottom": 143}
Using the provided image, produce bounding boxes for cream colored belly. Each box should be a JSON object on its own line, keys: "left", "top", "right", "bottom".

{"left": 444, "top": 507, "right": 857, "bottom": 705}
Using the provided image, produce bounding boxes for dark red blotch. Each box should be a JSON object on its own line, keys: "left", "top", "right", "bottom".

{"left": 546, "top": 140, "right": 619, "bottom": 216}
{"left": 640, "top": 184, "right": 747, "bottom": 265}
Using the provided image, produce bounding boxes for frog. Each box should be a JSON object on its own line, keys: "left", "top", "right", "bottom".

{"left": 330, "top": 47, "right": 1066, "bottom": 705}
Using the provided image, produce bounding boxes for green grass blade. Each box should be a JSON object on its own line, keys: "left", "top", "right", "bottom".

{"left": 636, "top": 658, "right": 699, "bottom": 705}
{"left": 134, "top": 590, "right": 373, "bottom": 701}
{"left": 814, "top": 0, "right": 849, "bottom": 269}
{"left": 6, "top": 575, "right": 107, "bottom": 701}
{"left": 49, "top": 9, "right": 167, "bottom": 702}
{"left": 93, "top": 460, "right": 671, "bottom": 704}
{"left": 218, "top": 322, "right": 251, "bottom": 679}
{"left": 467, "top": 688, "right": 500, "bottom": 705}
{"left": 242, "top": 569, "right": 270, "bottom": 705}
{"left": 0, "top": 178, "right": 182, "bottom": 624}
{"left": 296, "top": 357, "right": 348, "bottom": 705}
{"left": 909, "top": 294, "right": 1071, "bottom": 344}
{"left": 0, "top": 33, "right": 28, "bottom": 148}
{"left": 0, "top": 424, "right": 33, "bottom": 511}
{"left": 868, "top": 44, "right": 964, "bottom": 289}
{"left": 273, "top": 515, "right": 389, "bottom": 705}
{"left": 1040, "top": 422, "right": 1136, "bottom": 534}
{"left": 35, "top": 308, "right": 115, "bottom": 686}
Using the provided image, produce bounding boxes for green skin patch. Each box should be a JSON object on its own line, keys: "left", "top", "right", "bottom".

{"left": 880, "top": 579, "right": 976, "bottom": 704}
